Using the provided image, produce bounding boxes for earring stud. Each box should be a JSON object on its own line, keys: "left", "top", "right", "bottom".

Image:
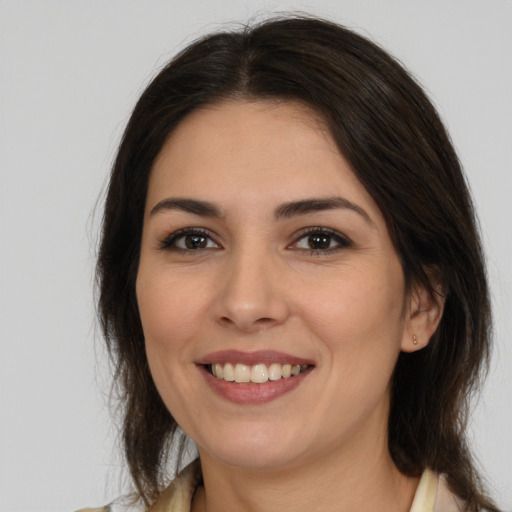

{"left": 413, "top": 334, "right": 418, "bottom": 345}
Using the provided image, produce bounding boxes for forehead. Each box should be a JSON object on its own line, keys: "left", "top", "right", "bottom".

{"left": 152, "top": 99, "right": 335, "bottom": 173}
{"left": 147, "top": 100, "right": 381, "bottom": 221}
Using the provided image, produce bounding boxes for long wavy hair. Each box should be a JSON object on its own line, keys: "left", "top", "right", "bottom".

{"left": 97, "top": 16, "right": 499, "bottom": 511}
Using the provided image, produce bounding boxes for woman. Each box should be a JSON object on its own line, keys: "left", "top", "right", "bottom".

{"left": 90, "top": 16, "right": 499, "bottom": 512}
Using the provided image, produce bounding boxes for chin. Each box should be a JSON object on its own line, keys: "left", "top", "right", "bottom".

{"left": 204, "top": 445, "right": 303, "bottom": 471}
{"left": 195, "top": 423, "right": 307, "bottom": 471}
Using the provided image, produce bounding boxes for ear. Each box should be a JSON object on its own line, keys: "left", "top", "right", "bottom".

{"left": 401, "top": 279, "right": 445, "bottom": 353}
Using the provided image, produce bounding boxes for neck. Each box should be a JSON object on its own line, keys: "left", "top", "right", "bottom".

{"left": 192, "top": 427, "right": 419, "bottom": 512}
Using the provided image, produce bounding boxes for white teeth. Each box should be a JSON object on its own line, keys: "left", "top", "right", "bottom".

{"left": 234, "top": 364, "right": 251, "bottom": 383}
{"left": 209, "top": 362, "right": 309, "bottom": 383}
{"left": 251, "top": 364, "right": 268, "bottom": 383}
{"left": 213, "top": 363, "right": 223, "bottom": 379}
{"left": 268, "top": 363, "right": 282, "bottom": 381}
{"left": 223, "top": 363, "right": 235, "bottom": 381}
{"left": 282, "top": 364, "right": 292, "bottom": 378}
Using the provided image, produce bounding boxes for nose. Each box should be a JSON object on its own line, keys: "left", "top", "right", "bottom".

{"left": 214, "top": 246, "right": 291, "bottom": 333}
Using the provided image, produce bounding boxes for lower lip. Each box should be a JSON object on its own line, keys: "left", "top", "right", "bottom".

{"left": 198, "top": 365, "right": 312, "bottom": 405}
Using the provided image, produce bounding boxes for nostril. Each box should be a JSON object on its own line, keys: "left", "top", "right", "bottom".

{"left": 218, "top": 315, "right": 277, "bottom": 332}
{"left": 219, "top": 316, "right": 272, "bottom": 324}
{"left": 256, "top": 317, "right": 273, "bottom": 324}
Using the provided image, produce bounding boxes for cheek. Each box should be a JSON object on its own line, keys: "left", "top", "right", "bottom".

{"left": 137, "top": 268, "right": 206, "bottom": 346}
{"left": 136, "top": 270, "right": 208, "bottom": 416}
{"left": 136, "top": 269, "right": 213, "bottom": 400}
{"left": 299, "top": 261, "right": 406, "bottom": 362}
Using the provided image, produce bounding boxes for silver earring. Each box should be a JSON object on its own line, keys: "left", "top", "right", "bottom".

{"left": 413, "top": 334, "right": 418, "bottom": 345}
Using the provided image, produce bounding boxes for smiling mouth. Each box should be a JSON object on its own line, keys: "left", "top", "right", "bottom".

{"left": 206, "top": 363, "right": 311, "bottom": 384}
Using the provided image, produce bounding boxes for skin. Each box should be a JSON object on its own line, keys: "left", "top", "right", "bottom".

{"left": 136, "top": 100, "right": 443, "bottom": 512}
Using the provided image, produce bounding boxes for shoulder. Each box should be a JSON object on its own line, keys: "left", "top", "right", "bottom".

{"left": 75, "top": 501, "right": 142, "bottom": 512}
{"left": 151, "top": 459, "right": 202, "bottom": 511}
{"left": 410, "top": 468, "right": 466, "bottom": 512}
{"left": 75, "top": 508, "right": 110, "bottom": 512}
{"left": 435, "top": 474, "right": 466, "bottom": 512}
{"left": 75, "top": 460, "right": 202, "bottom": 512}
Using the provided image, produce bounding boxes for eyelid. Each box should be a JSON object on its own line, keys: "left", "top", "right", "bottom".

{"left": 158, "top": 227, "right": 221, "bottom": 251}
{"left": 289, "top": 226, "right": 353, "bottom": 253}
{"left": 157, "top": 225, "right": 351, "bottom": 254}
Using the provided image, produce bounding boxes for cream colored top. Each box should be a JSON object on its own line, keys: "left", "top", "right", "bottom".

{"left": 79, "top": 460, "right": 463, "bottom": 512}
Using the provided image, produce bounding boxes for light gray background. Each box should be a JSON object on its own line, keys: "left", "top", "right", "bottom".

{"left": 1, "top": 1, "right": 511, "bottom": 511}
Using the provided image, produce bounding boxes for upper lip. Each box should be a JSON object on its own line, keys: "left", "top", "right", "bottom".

{"left": 195, "top": 350, "right": 314, "bottom": 366}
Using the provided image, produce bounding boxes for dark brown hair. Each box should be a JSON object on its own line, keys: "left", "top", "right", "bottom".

{"left": 97, "top": 16, "right": 498, "bottom": 510}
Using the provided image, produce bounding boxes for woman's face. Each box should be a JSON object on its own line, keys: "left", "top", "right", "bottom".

{"left": 136, "top": 100, "right": 423, "bottom": 471}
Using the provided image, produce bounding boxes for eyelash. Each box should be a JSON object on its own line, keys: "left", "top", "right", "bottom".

{"left": 158, "top": 226, "right": 352, "bottom": 255}
{"left": 159, "top": 228, "right": 219, "bottom": 252}
{"left": 291, "top": 226, "right": 352, "bottom": 255}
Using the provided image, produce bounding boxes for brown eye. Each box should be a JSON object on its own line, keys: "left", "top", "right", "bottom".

{"left": 184, "top": 234, "right": 208, "bottom": 249}
{"left": 160, "top": 228, "right": 220, "bottom": 251}
{"left": 308, "top": 233, "right": 331, "bottom": 250}
{"left": 292, "top": 228, "right": 352, "bottom": 253}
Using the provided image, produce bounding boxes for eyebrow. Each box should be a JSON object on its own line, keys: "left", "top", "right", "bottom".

{"left": 150, "top": 198, "right": 223, "bottom": 218}
{"left": 149, "top": 196, "right": 373, "bottom": 226}
{"left": 274, "top": 197, "right": 374, "bottom": 225}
